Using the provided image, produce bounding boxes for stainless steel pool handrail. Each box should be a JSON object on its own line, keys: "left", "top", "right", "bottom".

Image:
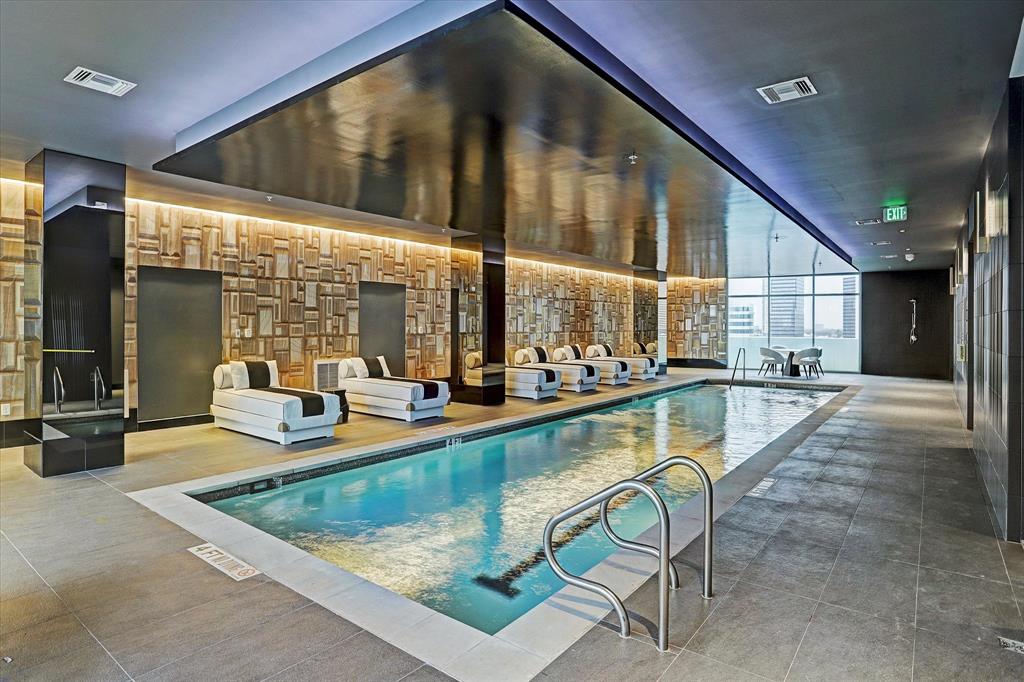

{"left": 600, "top": 456, "right": 714, "bottom": 599}
{"left": 52, "top": 366, "right": 65, "bottom": 414}
{"left": 543, "top": 479, "right": 672, "bottom": 651}
{"left": 729, "top": 348, "right": 746, "bottom": 389}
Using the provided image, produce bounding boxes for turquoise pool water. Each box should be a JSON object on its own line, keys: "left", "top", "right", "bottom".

{"left": 210, "top": 385, "right": 831, "bottom": 634}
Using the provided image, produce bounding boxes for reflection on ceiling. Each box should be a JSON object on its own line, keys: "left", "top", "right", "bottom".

{"left": 154, "top": 5, "right": 853, "bottom": 278}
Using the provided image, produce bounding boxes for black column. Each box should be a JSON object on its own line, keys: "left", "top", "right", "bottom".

{"left": 23, "top": 150, "right": 126, "bottom": 477}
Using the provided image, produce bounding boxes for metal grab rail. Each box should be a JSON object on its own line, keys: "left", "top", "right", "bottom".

{"left": 91, "top": 366, "right": 106, "bottom": 410}
{"left": 543, "top": 479, "right": 672, "bottom": 651}
{"left": 729, "top": 348, "right": 746, "bottom": 389}
{"left": 52, "top": 366, "right": 65, "bottom": 414}
{"left": 600, "top": 456, "right": 714, "bottom": 599}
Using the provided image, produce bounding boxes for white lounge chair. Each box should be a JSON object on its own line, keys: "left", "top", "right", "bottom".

{"left": 211, "top": 360, "right": 342, "bottom": 444}
{"left": 553, "top": 344, "right": 631, "bottom": 385}
{"left": 586, "top": 343, "right": 656, "bottom": 380}
{"left": 513, "top": 347, "right": 600, "bottom": 392}
{"left": 464, "top": 351, "right": 560, "bottom": 399}
{"left": 338, "top": 356, "right": 449, "bottom": 421}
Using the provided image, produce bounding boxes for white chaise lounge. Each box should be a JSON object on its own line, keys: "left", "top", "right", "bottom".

{"left": 513, "top": 347, "right": 600, "bottom": 392}
{"left": 464, "top": 351, "right": 560, "bottom": 399}
{"left": 211, "top": 360, "right": 342, "bottom": 444}
{"left": 588, "top": 343, "right": 657, "bottom": 381}
{"left": 338, "top": 356, "right": 449, "bottom": 422}
{"left": 553, "top": 344, "right": 631, "bottom": 385}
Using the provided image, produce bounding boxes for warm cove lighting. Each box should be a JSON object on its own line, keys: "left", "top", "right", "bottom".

{"left": 505, "top": 256, "right": 643, "bottom": 282}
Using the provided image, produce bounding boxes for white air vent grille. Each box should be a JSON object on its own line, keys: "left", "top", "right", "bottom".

{"left": 63, "top": 66, "right": 136, "bottom": 96}
{"left": 756, "top": 76, "right": 817, "bottom": 104}
{"left": 314, "top": 360, "right": 340, "bottom": 392}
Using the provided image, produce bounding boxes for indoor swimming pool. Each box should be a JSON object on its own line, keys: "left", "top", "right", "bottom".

{"left": 210, "top": 384, "right": 832, "bottom": 634}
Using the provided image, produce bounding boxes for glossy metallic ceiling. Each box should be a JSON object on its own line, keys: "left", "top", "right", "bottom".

{"left": 154, "top": 3, "right": 854, "bottom": 278}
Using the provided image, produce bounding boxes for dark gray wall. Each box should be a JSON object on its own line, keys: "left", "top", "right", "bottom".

{"left": 955, "top": 77, "right": 1023, "bottom": 542}
{"left": 861, "top": 270, "right": 953, "bottom": 381}
{"left": 137, "top": 267, "right": 222, "bottom": 422}
{"left": 357, "top": 281, "right": 406, "bottom": 376}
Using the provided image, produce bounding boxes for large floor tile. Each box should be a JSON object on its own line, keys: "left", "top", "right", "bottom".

{"left": 921, "top": 497, "right": 994, "bottom": 534}
{"left": 714, "top": 497, "right": 793, "bottom": 534}
{"left": 916, "top": 566, "right": 1023, "bottom": 641}
{"left": 139, "top": 604, "right": 359, "bottom": 682}
{"left": 0, "top": 613, "right": 95, "bottom": 675}
{"left": 685, "top": 581, "right": 816, "bottom": 681}
{"left": 607, "top": 572, "right": 734, "bottom": 647}
{"left": 267, "top": 630, "right": 423, "bottom": 682}
{"left": 797, "top": 480, "right": 865, "bottom": 514}
{"left": 919, "top": 522, "right": 1008, "bottom": 583}
{"left": 660, "top": 649, "right": 763, "bottom": 681}
{"left": 820, "top": 549, "right": 918, "bottom": 624}
{"left": 828, "top": 448, "right": 878, "bottom": 468}
{"left": 818, "top": 462, "right": 873, "bottom": 487}
{"left": 856, "top": 488, "right": 921, "bottom": 524}
{"left": 767, "top": 459, "right": 824, "bottom": 483}
{"left": 539, "top": 624, "right": 675, "bottom": 681}
{"left": 787, "top": 604, "right": 914, "bottom": 681}
{"left": 843, "top": 513, "right": 921, "bottom": 563}
{"left": 921, "top": 473, "right": 986, "bottom": 506}
{"left": 758, "top": 475, "right": 813, "bottom": 504}
{"left": 739, "top": 535, "right": 839, "bottom": 599}
{"left": 912, "top": 625, "right": 1024, "bottom": 681}
{"left": 15, "top": 639, "right": 128, "bottom": 682}
{"left": 674, "top": 523, "right": 770, "bottom": 578}
{"left": 773, "top": 506, "right": 853, "bottom": 549}
{"left": 0, "top": 586, "right": 67, "bottom": 635}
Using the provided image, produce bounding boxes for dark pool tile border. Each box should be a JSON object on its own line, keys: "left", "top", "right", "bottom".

{"left": 192, "top": 380, "right": 854, "bottom": 505}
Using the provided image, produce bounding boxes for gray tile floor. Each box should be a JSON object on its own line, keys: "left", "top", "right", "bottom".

{"left": 2, "top": 372, "right": 1022, "bottom": 681}
{"left": 541, "top": 378, "right": 1024, "bottom": 681}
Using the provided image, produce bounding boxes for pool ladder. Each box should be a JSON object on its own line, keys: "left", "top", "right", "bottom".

{"left": 542, "top": 456, "right": 713, "bottom": 652}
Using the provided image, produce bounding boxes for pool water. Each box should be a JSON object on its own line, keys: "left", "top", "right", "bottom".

{"left": 211, "top": 385, "right": 831, "bottom": 634}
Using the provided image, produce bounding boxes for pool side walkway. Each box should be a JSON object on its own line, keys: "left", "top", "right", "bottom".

{"left": 1, "top": 371, "right": 1021, "bottom": 680}
{"left": 540, "top": 374, "right": 1024, "bottom": 681}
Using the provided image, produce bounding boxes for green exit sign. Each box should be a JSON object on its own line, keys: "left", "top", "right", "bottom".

{"left": 882, "top": 205, "right": 908, "bottom": 223}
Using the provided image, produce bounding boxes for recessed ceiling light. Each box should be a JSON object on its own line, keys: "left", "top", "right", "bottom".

{"left": 880, "top": 254, "right": 898, "bottom": 260}
{"left": 905, "top": 247, "right": 911, "bottom": 251}
{"left": 756, "top": 76, "right": 817, "bottom": 104}
{"left": 899, "top": 228, "right": 907, "bottom": 233}
{"left": 855, "top": 218, "right": 882, "bottom": 226}
{"left": 870, "top": 240, "right": 893, "bottom": 246}
{"left": 63, "top": 66, "right": 136, "bottom": 96}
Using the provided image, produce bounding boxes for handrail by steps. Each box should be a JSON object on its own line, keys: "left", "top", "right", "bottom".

{"left": 729, "top": 348, "right": 746, "bottom": 389}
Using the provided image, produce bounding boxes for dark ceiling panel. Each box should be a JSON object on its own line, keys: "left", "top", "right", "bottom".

{"left": 551, "top": 0, "right": 1024, "bottom": 271}
{"left": 155, "top": 4, "right": 854, "bottom": 278}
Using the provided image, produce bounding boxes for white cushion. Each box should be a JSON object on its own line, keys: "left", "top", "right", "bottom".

{"left": 228, "top": 360, "right": 280, "bottom": 390}
{"left": 213, "top": 364, "right": 233, "bottom": 389}
{"left": 645, "top": 342, "right": 657, "bottom": 354}
{"left": 349, "top": 357, "right": 370, "bottom": 379}
{"left": 339, "top": 358, "right": 354, "bottom": 379}
{"left": 465, "top": 351, "right": 483, "bottom": 369}
{"left": 377, "top": 355, "right": 392, "bottom": 377}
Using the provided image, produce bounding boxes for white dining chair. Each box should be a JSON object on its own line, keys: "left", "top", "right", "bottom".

{"left": 759, "top": 347, "right": 786, "bottom": 376}
{"left": 793, "top": 348, "right": 820, "bottom": 378}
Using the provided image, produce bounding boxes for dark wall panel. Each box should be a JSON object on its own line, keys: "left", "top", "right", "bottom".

{"left": 137, "top": 267, "right": 222, "bottom": 422}
{"left": 861, "top": 270, "right": 952, "bottom": 380}
{"left": 358, "top": 281, "right": 407, "bottom": 376}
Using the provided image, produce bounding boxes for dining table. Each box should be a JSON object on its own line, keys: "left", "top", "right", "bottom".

{"left": 772, "top": 348, "right": 807, "bottom": 378}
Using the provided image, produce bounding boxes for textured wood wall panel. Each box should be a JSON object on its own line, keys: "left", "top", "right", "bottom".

{"left": 633, "top": 278, "right": 658, "bottom": 345}
{"left": 667, "top": 277, "right": 727, "bottom": 360}
{"left": 0, "top": 180, "right": 42, "bottom": 421}
{"left": 451, "top": 249, "right": 482, "bottom": 376}
{"left": 125, "top": 200, "right": 450, "bottom": 407}
{"left": 505, "top": 258, "right": 638, "bottom": 358}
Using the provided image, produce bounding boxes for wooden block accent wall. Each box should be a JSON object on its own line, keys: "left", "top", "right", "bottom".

{"left": 667, "top": 277, "right": 727, "bottom": 360}
{"left": 125, "top": 200, "right": 451, "bottom": 407}
{"left": 1, "top": 180, "right": 42, "bottom": 421}
{"left": 505, "top": 257, "right": 638, "bottom": 357}
{"left": 633, "top": 278, "right": 658, "bottom": 346}
{"left": 451, "top": 248, "right": 482, "bottom": 377}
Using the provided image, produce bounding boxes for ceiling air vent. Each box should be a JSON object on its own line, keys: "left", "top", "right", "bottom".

{"left": 756, "top": 76, "right": 817, "bottom": 104}
{"left": 63, "top": 66, "right": 136, "bottom": 97}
